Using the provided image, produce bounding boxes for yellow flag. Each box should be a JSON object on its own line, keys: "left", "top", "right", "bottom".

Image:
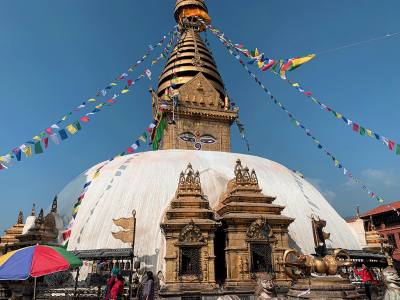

{"left": 121, "top": 89, "right": 129, "bottom": 94}
{"left": 88, "top": 98, "right": 97, "bottom": 102}
{"left": 291, "top": 54, "right": 316, "bottom": 68}
{"left": 292, "top": 83, "right": 300, "bottom": 87}
{"left": 336, "top": 113, "right": 342, "bottom": 119}
{"left": 366, "top": 129, "right": 373, "bottom": 137}
{"left": 33, "top": 136, "right": 41, "bottom": 141}
{"left": 23, "top": 146, "right": 32, "bottom": 157}
{"left": 110, "top": 83, "right": 117, "bottom": 86}
{"left": 66, "top": 124, "right": 78, "bottom": 135}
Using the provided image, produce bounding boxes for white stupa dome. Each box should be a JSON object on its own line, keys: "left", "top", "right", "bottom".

{"left": 57, "top": 150, "right": 361, "bottom": 272}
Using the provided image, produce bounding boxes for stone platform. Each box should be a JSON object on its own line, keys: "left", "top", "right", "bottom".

{"left": 287, "top": 277, "right": 361, "bottom": 299}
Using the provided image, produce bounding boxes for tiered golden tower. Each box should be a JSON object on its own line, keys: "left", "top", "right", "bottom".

{"left": 154, "top": 0, "right": 238, "bottom": 152}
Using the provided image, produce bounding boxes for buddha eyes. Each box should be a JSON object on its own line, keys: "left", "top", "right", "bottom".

{"left": 178, "top": 133, "right": 217, "bottom": 147}
{"left": 179, "top": 133, "right": 196, "bottom": 143}
{"left": 199, "top": 135, "right": 216, "bottom": 144}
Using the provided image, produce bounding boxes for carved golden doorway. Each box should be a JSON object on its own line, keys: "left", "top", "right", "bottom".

{"left": 250, "top": 243, "right": 273, "bottom": 274}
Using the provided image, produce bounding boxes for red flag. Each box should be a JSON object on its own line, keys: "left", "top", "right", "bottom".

{"left": 388, "top": 140, "right": 395, "bottom": 151}
{"left": 127, "top": 79, "right": 133, "bottom": 86}
{"left": 352, "top": 123, "right": 360, "bottom": 132}
{"left": 0, "top": 164, "right": 4, "bottom": 170}
{"left": 127, "top": 147, "right": 134, "bottom": 154}
{"left": 62, "top": 230, "right": 71, "bottom": 241}
{"left": 42, "top": 137, "right": 49, "bottom": 149}
{"left": 45, "top": 128, "right": 53, "bottom": 135}
{"left": 80, "top": 116, "right": 90, "bottom": 122}
{"left": 107, "top": 99, "right": 115, "bottom": 103}
{"left": 304, "top": 91, "right": 312, "bottom": 96}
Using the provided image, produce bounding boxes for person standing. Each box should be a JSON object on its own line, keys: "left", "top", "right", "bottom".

{"left": 110, "top": 274, "right": 125, "bottom": 300}
{"left": 354, "top": 264, "right": 375, "bottom": 300}
{"left": 143, "top": 271, "right": 155, "bottom": 300}
{"left": 104, "top": 267, "right": 120, "bottom": 300}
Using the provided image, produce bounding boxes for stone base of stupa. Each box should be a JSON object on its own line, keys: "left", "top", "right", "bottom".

{"left": 287, "top": 276, "right": 361, "bottom": 299}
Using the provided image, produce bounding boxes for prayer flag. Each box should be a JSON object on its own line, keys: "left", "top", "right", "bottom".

{"left": 59, "top": 129, "right": 68, "bottom": 140}
{"left": 34, "top": 142, "right": 43, "bottom": 154}
{"left": 388, "top": 140, "right": 395, "bottom": 151}
{"left": 396, "top": 144, "right": 400, "bottom": 155}
{"left": 121, "top": 89, "right": 129, "bottom": 94}
{"left": 139, "top": 135, "right": 147, "bottom": 142}
{"left": 352, "top": 123, "right": 360, "bottom": 132}
{"left": 88, "top": 98, "right": 96, "bottom": 102}
{"left": 261, "top": 59, "right": 275, "bottom": 71}
{"left": 289, "top": 54, "right": 316, "bottom": 69}
{"left": 50, "top": 133, "right": 60, "bottom": 145}
{"left": 145, "top": 69, "right": 152, "bottom": 80}
{"left": 359, "top": 127, "right": 366, "bottom": 136}
{"left": 127, "top": 147, "right": 134, "bottom": 154}
{"left": 13, "top": 148, "right": 22, "bottom": 161}
{"left": 23, "top": 146, "right": 32, "bottom": 157}
{"left": 66, "top": 124, "right": 78, "bottom": 135}
{"left": 45, "top": 128, "right": 53, "bottom": 135}
{"left": 80, "top": 116, "right": 90, "bottom": 122}
{"left": 127, "top": 79, "right": 133, "bottom": 86}
{"left": 42, "top": 137, "right": 49, "bottom": 149}
{"left": 74, "top": 121, "right": 82, "bottom": 131}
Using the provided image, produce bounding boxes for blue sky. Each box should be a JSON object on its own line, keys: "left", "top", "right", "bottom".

{"left": 0, "top": 0, "right": 399, "bottom": 232}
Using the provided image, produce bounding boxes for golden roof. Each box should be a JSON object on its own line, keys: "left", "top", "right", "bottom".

{"left": 0, "top": 211, "right": 25, "bottom": 248}
{"left": 157, "top": 29, "right": 225, "bottom": 99}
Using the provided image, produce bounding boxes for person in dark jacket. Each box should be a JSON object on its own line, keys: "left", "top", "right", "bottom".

{"left": 143, "top": 271, "right": 155, "bottom": 300}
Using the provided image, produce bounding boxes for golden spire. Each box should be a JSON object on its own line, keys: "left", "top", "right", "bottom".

{"left": 17, "top": 210, "right": 24, "bottom": 225}
{"left": 157, "top": 29, "right": 225, "bottom": 98}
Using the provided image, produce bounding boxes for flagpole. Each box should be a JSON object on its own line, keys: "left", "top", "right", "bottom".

{"left": 33, "top": 277, "right": 37, "bottom": 300}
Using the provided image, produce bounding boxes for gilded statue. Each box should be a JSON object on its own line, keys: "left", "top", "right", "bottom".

{"left": 282, "top": 248, "right": 353, "bottom": 279}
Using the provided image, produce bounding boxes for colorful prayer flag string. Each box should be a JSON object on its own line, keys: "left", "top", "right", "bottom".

{"left": 205, "top": 24, "right": 386, "bottom": 206}
{"left": 201, "top": 21, "right": 400, "bottom": 157}
{"left": 62, "top": 106, "right": 165, "bottom": 245}
{"left": 0, "top": 30, "right": 179, "bottom": 170}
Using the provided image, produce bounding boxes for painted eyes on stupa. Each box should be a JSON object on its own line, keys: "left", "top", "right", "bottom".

{"left": 199, "top": 135, "right": 217, "bottom": 144}
{"left": 179, "top": 132, "right": 196, "bottom": 143}
{"left": 178, "top": 132, "right": 217, "bottom": 150}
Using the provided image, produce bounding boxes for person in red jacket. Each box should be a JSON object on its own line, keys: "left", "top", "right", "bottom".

{"left": 110, "top": 274, "right": 125, "bottom": 300}
{"left": 354, "top": 264, "right": 375, "bottom": 299}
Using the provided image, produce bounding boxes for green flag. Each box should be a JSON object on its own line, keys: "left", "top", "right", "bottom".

{"left": 34, "top": 142, "right": 43, "bottom": 154}
{"left": 359, "top": 127, "right": 366, "bottom": 136}
{"left": 74, "top": 121, "right": 82, "bottom": 131}
{"left": 396, "top": 144, "right": 400, "bottom": 155}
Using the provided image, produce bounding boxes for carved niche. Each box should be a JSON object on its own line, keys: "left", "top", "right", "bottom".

{"left": 246, "top": 218, "right": 272, "bottom": 242}
{"left": 178, "top": 221, "right": 206, "bottom": 245}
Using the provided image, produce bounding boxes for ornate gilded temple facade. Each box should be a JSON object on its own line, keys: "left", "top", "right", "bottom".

{"left": 156, "top": 0, "right": 295, "bottom": 297}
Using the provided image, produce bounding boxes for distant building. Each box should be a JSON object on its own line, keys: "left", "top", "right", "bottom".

{"left": 347, "top": 202, "right": 400, "bottom": 260}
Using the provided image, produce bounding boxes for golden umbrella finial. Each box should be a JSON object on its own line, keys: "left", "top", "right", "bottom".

{"left": 174, "top": 0, "right": 211, "bottom": 28}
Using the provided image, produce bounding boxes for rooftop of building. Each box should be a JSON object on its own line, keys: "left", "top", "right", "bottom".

{"left": 360, "top": 201, "right": 400, "bottom": 218}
